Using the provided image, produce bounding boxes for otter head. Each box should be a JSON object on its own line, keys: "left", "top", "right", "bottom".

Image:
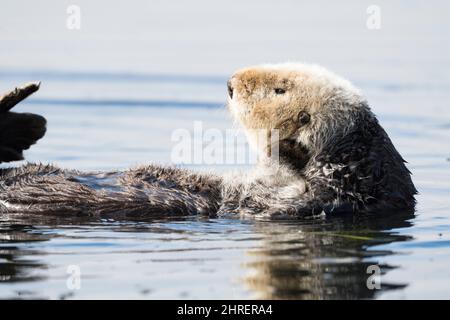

{"left": 227, "top": 63, "right": 368, "bottom": 165}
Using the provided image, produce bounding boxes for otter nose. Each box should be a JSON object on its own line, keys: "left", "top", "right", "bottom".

{"left": 227, "top": 80, "right": 234, "bottom": 99}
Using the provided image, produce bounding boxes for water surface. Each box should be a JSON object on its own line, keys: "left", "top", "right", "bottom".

{"left": 0, "top": 74, "right": 448, "bottom": 299}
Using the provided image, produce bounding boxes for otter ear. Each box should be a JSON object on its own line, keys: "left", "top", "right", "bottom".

{"left": 298, "top": 111, "right": 310, "bottom": 126}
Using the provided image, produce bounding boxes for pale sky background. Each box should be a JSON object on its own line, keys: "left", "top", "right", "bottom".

{"left": 0, "top": 0, "right": 449, "bottom": 82}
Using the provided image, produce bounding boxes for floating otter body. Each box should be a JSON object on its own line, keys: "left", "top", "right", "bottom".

{"left": 0, "top": 64, "right": 417, "bottom": 218}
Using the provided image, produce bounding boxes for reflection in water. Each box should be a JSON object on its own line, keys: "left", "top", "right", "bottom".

{"left": 244, "top": 211, "right": 415, "bottom": 299}
{"left": 0, "top": 223, "right": 49, "bottom": 285}
{"left": 0, "top": 211, "right": 414, "bottom": 299}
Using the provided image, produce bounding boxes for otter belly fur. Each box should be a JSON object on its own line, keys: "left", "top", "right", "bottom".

{"left": 0, "top": 64, "right": 417, "bottom": 218}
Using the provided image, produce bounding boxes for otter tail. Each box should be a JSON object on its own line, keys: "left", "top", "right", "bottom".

{"left": 0, "top": 82, "right": 46, "bottom": 163}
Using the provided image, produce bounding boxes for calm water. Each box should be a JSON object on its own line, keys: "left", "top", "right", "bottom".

{"left": 0, "top": 72, "right": 449, "bottom": 300}
{"left": 1, "top": 0, "right": 450, "bottom": 299}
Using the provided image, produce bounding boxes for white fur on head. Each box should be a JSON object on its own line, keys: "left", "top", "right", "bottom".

{"left": 227, "top": 62, "right": 368, "bottom": 156}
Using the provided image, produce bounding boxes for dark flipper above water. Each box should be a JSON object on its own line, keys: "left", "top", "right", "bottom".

{"left": 0, "top": 82, "right": 47, "bottom": 163}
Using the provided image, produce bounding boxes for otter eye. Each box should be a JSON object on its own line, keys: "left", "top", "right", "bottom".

{"left": 274, "top": 88, "right": 286, "bottom": 95}
{"left": 298, "top": 111, "right": 310, "bottom": 126}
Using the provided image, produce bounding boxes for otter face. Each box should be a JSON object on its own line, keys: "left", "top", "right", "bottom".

{"left": 227, "top": 63, "right": 365, "bottom": 155}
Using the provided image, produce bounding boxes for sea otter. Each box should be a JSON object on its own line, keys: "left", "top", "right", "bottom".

{"left": 0, "top": 63, "right": 417, "bottom": 218}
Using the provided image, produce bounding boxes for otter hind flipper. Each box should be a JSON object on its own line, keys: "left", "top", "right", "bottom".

{"left": 0, "top": 82, "right": 46, "bottom": 163}
{"left": 0, "top": 82, "right": 41, "bottom": 113}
